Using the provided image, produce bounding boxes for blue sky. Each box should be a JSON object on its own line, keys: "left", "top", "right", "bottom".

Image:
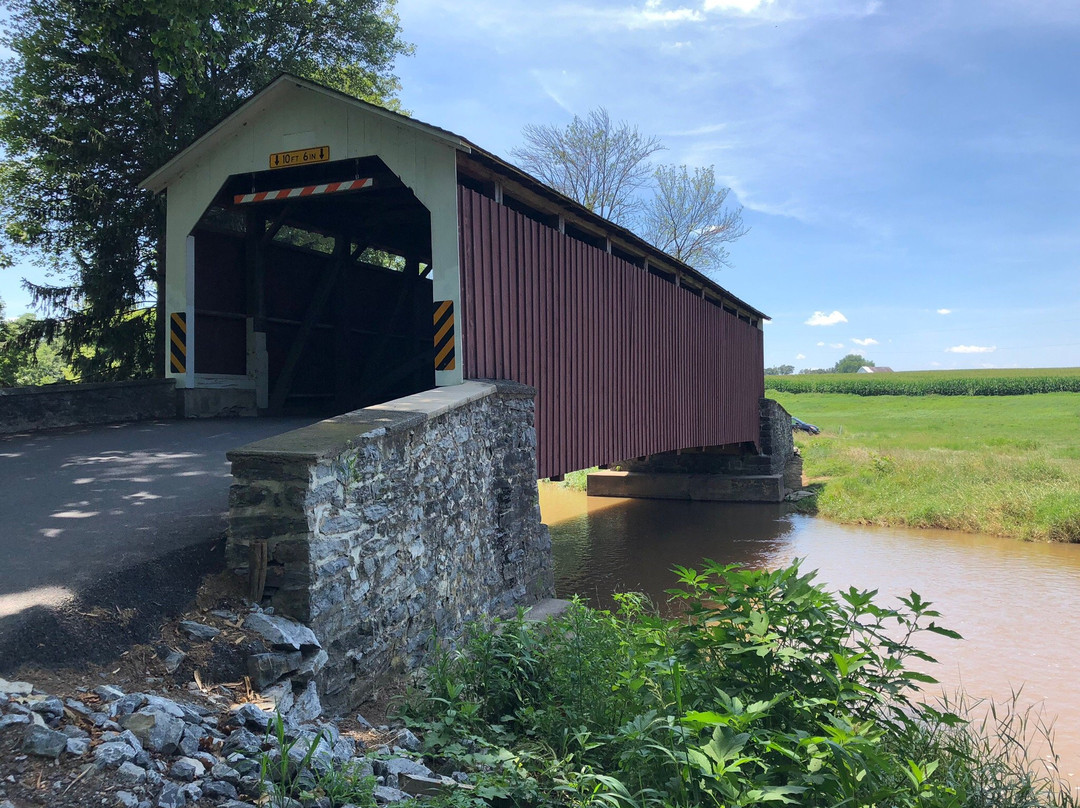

{"left": 3, "top": 0, "right": 1078, "bottom": 370}
{"left": 389, "top": 0, "right": 1080, "bottom": 370}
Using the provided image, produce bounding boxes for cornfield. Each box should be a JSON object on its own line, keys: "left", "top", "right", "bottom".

{"left": 765, "top": 367, "right": 1080, "bottom": 396}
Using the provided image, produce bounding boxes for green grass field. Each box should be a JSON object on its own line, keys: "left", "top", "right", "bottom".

{"left": 769, "top": 390, "right": 1080, "bottom": 542}
{"left": 766, "top": 367, "right": 1080, "bottom": 396}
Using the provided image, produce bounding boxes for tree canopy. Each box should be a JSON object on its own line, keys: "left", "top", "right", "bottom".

{"left": 512, "top": 108, "right": 665, "bottom": 225}
{"left": 642, "top": 164, "right": 747, "bottom": 270}
{"left": 765, "top": 364, "right": 795, "bottom": 376}
{"left": 833, "top": 354, "right": 874, "bottom": 373}
{"left": 0, "top": 0, "right": 411, "bottom": 381}
{"left": 0, "top": 298, "right": 67, "bottom": 386}
{"left": 512, "top": 108, "right": 746, "bottom": 273}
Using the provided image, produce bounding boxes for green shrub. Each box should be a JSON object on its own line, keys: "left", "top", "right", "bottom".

{"left": 402, "top": 563, "right": 1075, "bottom": 807}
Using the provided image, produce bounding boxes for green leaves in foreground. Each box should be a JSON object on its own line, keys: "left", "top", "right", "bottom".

{"left": 400, "top": 561, "right": 1080, "bottom": 807}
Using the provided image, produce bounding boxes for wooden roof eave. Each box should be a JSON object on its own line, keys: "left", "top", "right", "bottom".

{"left": 457, "top": 145, "right": 769, "bottom": 322}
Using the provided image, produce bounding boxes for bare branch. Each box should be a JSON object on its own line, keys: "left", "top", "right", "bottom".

{"left": 640, "top": 164, "right": 748, "bottom": 273}
{"left": 512, "top": 107, "right": 664, "bottom": 225}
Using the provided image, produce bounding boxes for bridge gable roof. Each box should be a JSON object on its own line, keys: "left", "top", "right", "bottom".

{"left": 142, "top": 73, "right": 767, "bottom": 321}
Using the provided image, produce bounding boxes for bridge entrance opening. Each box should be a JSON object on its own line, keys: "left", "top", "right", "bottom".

{"left": 189, "top": 156, "right": 435, "bottom": 415}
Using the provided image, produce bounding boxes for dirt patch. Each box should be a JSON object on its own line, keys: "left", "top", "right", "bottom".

{"left": 0, "top": 539, "right": 227, "bottom": 679}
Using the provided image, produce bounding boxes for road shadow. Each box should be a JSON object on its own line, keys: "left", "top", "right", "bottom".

{"left": 0, "top": 536, "right": 226, "bottom": 675}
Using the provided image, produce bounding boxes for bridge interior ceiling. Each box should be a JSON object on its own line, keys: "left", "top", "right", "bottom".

{"left": 191, "top": 156, "right": 435, "bottom": 415}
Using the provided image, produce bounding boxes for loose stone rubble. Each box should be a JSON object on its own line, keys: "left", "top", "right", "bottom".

{"left": 0, "top": 607, "right": 469, "bottom": 808}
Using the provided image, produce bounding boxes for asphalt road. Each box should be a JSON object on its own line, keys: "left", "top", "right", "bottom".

{"left": 0, "top": 417, "right": 313, "bottom": 670}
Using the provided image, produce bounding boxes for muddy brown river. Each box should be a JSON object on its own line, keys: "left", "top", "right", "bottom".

{"left": 540, "top": 486, "right": 1080, "bottom": 782}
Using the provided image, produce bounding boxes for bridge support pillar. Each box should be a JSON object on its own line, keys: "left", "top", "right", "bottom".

{"left": 225, "top": 380, "right": 552, "bottom": 709}
{"left": 587, "top": 399, "right": 801, "bottom": 503}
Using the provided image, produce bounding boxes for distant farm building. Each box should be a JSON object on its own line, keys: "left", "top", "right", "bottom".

{"left": 858, "top": 366, "right": 894, "bottom": 373}
{"left": 142, "top": 74, "right": 768, "bottom": 479}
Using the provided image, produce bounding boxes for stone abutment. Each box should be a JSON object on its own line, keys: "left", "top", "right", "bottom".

{"left": 225, "top": 381, "right": 553, "bottom": 708}
{"left": 587, "top": 398, "right": 801, "bottom": 502}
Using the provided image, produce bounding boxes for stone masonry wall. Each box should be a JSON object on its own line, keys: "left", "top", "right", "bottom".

{"left": 0, "top": 378, "right": 177, "bottom": 436}
{"left": 617, "top": 398, "right": 794, "bottom": 476}
{"left": 226, "top": 380, "right": 553, "bottom": 707}
{"left": 758, "top": 397, "right": 795, "bottom": 472}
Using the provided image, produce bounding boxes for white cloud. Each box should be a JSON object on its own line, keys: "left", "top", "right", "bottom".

{"left": 528, "top": 69, "right": 577, "bottom": 113}
{"left": 703, "top": 0, "right": 773, "bottom": 12}
{"left": 937, "top": 308, "right": 952, "bottom": 315}
{"left": 805, "top": 310, "right": 848, "bottom": 326}
{"left": 621, "top": 0, "right": 703, "bottom": 26}
{"left": 851, "top": 337, "right": 878, "bottom": 346}
{"left": 662, "top": 122, "right": 728, "bottom": 137}
{"left": 946, "top": 345, "right": 997, "bottom": 354}
{"left": 720, "top": 174, "right": 812, "bottom": 222}
{"left": 816, "top": 341, "right": 825, "bottom": 347}
{"left": 636, "top": 7, "right": 704, "bottom": 25}
{"left": 700, "top": 0, "right": 878, "bottom": 20}
{"left": 829, "top": 342, "right": 845, "bottom": 349}
{"left": 796, "top": 353, "right": 805, "bottom": 359}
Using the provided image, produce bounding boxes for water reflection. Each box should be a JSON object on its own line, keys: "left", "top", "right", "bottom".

{"left": 543, "top": 485, "right": 798, "bottom": 609}
{"left": 540, "top": 484, "right": 1080, "bottom": 781}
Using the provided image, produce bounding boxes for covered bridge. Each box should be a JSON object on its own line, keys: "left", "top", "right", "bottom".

{"left": 142, "top": 75, "right": 767, "bottom": 480}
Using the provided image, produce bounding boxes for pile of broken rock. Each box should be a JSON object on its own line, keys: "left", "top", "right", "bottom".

{"left": 1, "top": 677, "right": 460, "bottom": 808}
{"left": 0, "top": 608, "right": 465, "bottom": 808}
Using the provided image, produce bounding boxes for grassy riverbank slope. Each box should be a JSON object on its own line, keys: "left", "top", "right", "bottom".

{"left": 769, "top": 391, "right": 1080, "bottom": 542}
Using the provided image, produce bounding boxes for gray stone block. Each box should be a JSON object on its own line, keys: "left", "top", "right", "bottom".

{"left": 156, "top": 781, "right": 186, "bottom": 808}
{"left": 178, "top": 621, "right": 221, "bottom": 641}
{"left": 65, "top": 736, "right": 91, "bottom": 756}
{"left": 243, "top": 613, "right": 320, "bottom": 651}
{"left": 22, "top": 725, "right": 67, "bottom": 758}
{"left": 168, "top": 756, "right": 205, "bottom": 782}
{"left": 93, "top": 740, "right": 138, "bottom": 767}
{"left": 286, "top": 681, "right": 321, "bottom": 724}
{"left": 247, "top": 651, "right": 303, "bottom": 688}
{"left": 121, "top": 708, "right": 185, "bottom": 755}
{"left": 116, "top": 762, "right": 147, "bottom": 785}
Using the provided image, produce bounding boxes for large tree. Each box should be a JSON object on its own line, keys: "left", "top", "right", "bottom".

{"left": 765, "top": 364, "right": 794, "bottom": 376}
{"left": 833, "top": 354, "right": 874, "bottom": 373}
{"left": 0, "top": 0, "right": 410, "bottom": 381}
{"left": 512, "top": 108, "right": 747, "bottom": 274}
{"left": 0, "top": 299, "right": 67, "bottom": 386}
{"left": 641, "top": 164, "right": 747, "bottom": 271}
{"left": 512, "top": 107, "right": 665, "bottom": 225}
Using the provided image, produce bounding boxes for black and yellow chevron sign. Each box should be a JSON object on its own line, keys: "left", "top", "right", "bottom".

{"left": 433, "top": 300, "right": 455, "bottom": 371}
{"left": 169, "top": 312, "right": 187, "bottom": 374}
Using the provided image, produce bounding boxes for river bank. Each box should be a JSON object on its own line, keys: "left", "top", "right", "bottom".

{"left": 539, "top": 487, "right": 1080, "bottom": 784}
{"left": 408, "top": 547, "right": 1078, "bottom": 808}
{"left": 769, "top": 391, "right": 1080, "bottom": 541}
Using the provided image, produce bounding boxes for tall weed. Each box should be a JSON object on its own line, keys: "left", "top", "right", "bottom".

{"left": 402, "top": 562, "right": 1075, "bottom": 808}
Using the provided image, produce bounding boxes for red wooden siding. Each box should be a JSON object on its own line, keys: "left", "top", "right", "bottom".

{"left": 458, "top": 188, "right": 764, "bottom": 480}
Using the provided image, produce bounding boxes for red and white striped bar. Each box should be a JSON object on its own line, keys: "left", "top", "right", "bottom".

{"left": 233, "top": 177, "right": 374, "bottom": 205}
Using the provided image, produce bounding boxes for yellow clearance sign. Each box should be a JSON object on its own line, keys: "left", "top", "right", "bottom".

{"left": 269, "top": 146, "right": 330, "bottom": 169}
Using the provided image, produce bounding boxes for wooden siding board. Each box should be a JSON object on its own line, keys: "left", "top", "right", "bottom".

{"left": 456, "top": 189, "right": 762, "bottom": 479}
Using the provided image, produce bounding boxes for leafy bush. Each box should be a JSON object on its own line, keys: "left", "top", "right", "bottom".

{"left": 402, "top": 562, "right": 1076, "bottom": 807}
